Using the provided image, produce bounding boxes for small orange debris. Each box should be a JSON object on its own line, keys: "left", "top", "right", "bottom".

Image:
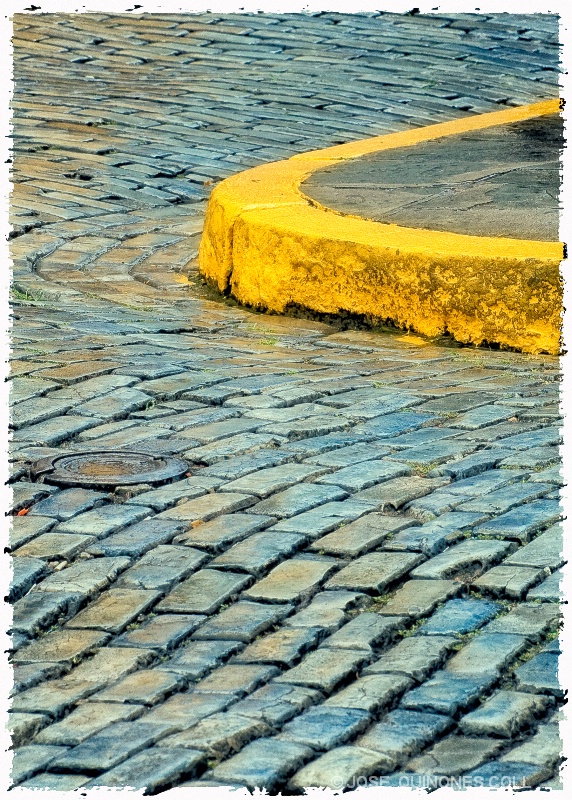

{"left": 17, "top": 508, "right": 29, "bottom": 516}
{"left": 190, "top": 519, "right": 204, "bottom": 528}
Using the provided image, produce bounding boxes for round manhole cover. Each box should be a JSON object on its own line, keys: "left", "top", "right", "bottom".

{"left": 31, "top": 451, "right": 189, "bottom": 489}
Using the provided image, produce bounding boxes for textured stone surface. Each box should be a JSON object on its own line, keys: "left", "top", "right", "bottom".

{"left": 459, "top": 690, "right": 551, "bottom": 737}
{"left": 7, "top": 10, "right": 563, "bottom": 794}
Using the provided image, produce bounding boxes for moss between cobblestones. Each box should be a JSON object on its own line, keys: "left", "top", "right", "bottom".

{"left": 199, "top": 99, "right": 563, "bottom": 355}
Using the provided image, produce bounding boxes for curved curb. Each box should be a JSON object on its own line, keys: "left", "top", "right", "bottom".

{"left": 198, "top": 99, "right": 564, "bottom": 354}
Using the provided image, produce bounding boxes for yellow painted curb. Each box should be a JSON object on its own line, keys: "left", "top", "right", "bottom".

{"left": 199, "top": 99, "right": 564, "bottom": 354}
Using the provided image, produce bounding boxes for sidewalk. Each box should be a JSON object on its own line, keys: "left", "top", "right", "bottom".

{"left": 7, "top": 11, "right": 564, "bottom": 793}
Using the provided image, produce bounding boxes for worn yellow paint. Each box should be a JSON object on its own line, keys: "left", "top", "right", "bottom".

{"left": 199, "top": 99, "right": 564, "bottom": 354}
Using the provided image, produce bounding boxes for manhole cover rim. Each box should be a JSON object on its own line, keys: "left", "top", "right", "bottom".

{"left": 31, "top": 450, "right": 189, "bottom": 488}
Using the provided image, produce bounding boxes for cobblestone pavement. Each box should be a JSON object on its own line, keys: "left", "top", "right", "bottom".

{"left": 8, "top": 10, "right": 564, "bottom": 793}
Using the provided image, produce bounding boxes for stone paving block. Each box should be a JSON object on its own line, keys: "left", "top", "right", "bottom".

{"left": 34, "top": 701, "right": 144, "bottom": 746}
{"left": 326, "top": 551, "right": 423, "bottom": 593}
{"left": 86, "top": 518, "right": 184, "bottom": 558}
{"left": 307, "top": 441, "right": 392, "bottom": 467}
{"left": 386, "top": 439, "right": 478, "bottom": 466}
{"left": 404, "top": 490, "right": 467, "bottom": 521}
{"left": 274, "top": 647, "right": 368, "bottom": 693}
{"left": 9, "top": 481, "right": 59, "bottom": 515}
{"left": 192, "top": 600, "right": 293, "bottom": 642}
{"left": 12, "top": 628, "right": 109, "bottom": 666}
{"left": 529, "top": 464, "right": 563, "bottom": 485}
{"left": 137, "top": 371, "right": 224, "bottom": 399}
{"left": 173, "top": 513, "right": 273, "bottom": 551}
{"left": 353, "top": 411, "right": 435, "bottom": 439}
{"left": 288, "top": 745, "right": 394, "bottom": 791}
{"left": 209, "top": 736, "right": 316, "bottom": 791}
{"left": 384, "top": 512, "right": 486, "bottom": 556}
{"left": 86, "top": 746, "right": 205, "bottom": 791}
{"left": 184, "top": 432, "right": 283, "bottom": 464}
{"left": 527, "top": 569, "right": 562, "bottom": 602}
{"left": 280, "top": 705, "right": 371, "bottom": 750}
{"left": 11, "top": 590, "right": 83, "bottom": 637}
{"left": 11, "top": 662, "right": 66, "bottom": 695}
{"left": 9, "top": 743, "right": 68, "bottom": 786}
{"left": 500, "top": 446, "right": 560, "bottom": 469}
{"left": 442, "top": 468, "right": 530, "bottom": 498}
{"left": 410, "top": 538, "right": 512, "bottom": 580}
{"left": 9, "top": 557, "right": 49, "bottom": 601}
{"left": 157, "top": 569, "right": 251, "bottom": 614}
{"left": 11, "top": 677, "right": 104, "bottom": 718}
{"left": 159, "top": 713, "right": 270, "bottom": 758}
{"left": 270, "top": 499, "right": 375, "bottom": 538}
{"left": 90, "top": 668, "right": 182, "bottom": 706}
{"left": 282, "top": 431, "right": 369, "bottom": 458}
{"left": 456, "top": 482, "right": 553, "bottom": 516}
{"left": 250, "top": 483, "right": 348, "bottom": 518}
{"left": 450, "top": 404, "right": 525, "bottom": 430}
{"left": 8, "top": 712, "right": 50, "bottom": 748}
{"left": 284, "top": 590, "right": 366, "bottom": 633}
{"left": 28, "top": 488, "right": 109, "bottom": 521}
{"left": 64, "top": 588, "right": 160, "bottom": 634}
{"left": 356, "top": 708, "right": 453, "bottom": 760}
{"left": 427, "top": 449, "right": 511, "bottom": 480}
{"left": 9, "top": 515, "right": 58, "bottom": 551}
{"left": 324, "top": 673, "right": 413, "bottom": 713}
{"left": 472, "top": 564, "right": 545, "bottom": 599}
{"left": 180, "top": 416, "right": 261, "bottom": 443}
{"left": 316, "top": 459, "right": 411, "bottom": 492}
{"left": 446, "top": 632, "right": 528, "bottom": 676}
{"left": 484, "top": 603, "right": 560, "bottom": 641}
{"left": 11, "top": 415, "right": 105, "bottom": 446}
{"left": 501, "top": 524, "right": 563, "bottom": 569}
{"left": 366, "top": 634, "right": 458, "bottom": 682}
{"left": 378, "top": 579, "right": 459, "bottom": 618}
{"left": 14, "top": 532, "right": 96, "bottom": 561}
{"left": 123, "top": 477, "right": 219, "bottom": 511}
{"left": 231, "top": 682, "right": 322, "bottom": 727}
{"left": 491, "top": 426, "right": 561, "bottom": 450}
{"left": 139, "top": 691, "right": 234, "bottom": 730}
{"left": 234, "top": 626, "right": 323, "bottom": 667}
{"left": 400, "top": 671, "right": 496, "bottom": 716}
{"left": 312, "top": 513, "right": 417, "bottom": 557}
{"left": 459, "top": 690, "right": 551, "bottom": 737}
{"left": 38, "top": 648, "right": 149, "bottom": 701}
{"left": 325, "top": 613, "right": 404, "bottom": 652}
{"left": 113, "top": 614, "right": 205, "bottom": 652}
{"left": 499, "top": 723, "right": 562, "bottom": 765}
{"left": 407, "top": 735, "right": 504, "bottom": 777}
{"left": 55, "top": 503, "right": 151, "bottom": 538}
{"left": 382, "top": 427, "right": 461, "bottom": 450}
{"left": 48, "top": 720, "right": 175, "bottom": 773}
{"left": 417, "top": 598, "right": 501, "bottom": 637}
{"left": 244, "top": 556, "right": 338, "bottom": 603}
{"left": 515, "top": 652, "right": 562, "bottom": 696}
{"left": 114, "top": 544, "right": 208, "bottom": 591}
{"left": 194, "top": 663, "right": 280, "bottom": 697}
{"left": 415, "top": 392, "right": 496, "bottom": 414}
{"left": 157, "top": 492, "right": 254, "bottom": 522}
{"left": 462, "top": 759, "right": 552, "bottom": 789}
{"left": 351, "top": 476, "right": 446, "bottom": 510}
{"left": 223, "top": 463, "right": 326, "bottom": 497}
{"left": 201, "top": 448, "right": 296, "bottom": 480}
{"left": 155, "top": 640, "right": 243, "bottom": 680}
{"left": 73, "top": 386, "right": 152, "bottom": 419}
{"left": 472, "top": 499, "right": 562, "bottom": 542}
{"left": 257, "top": 414, "right": 350, "bottom": 440}
{"left": 10, "top": 396, "right": 74, "bottom": 429}
{"left": 210, "top": 530, "right": 306, "bottom": 575}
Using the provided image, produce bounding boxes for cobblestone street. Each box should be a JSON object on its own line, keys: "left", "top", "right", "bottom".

{"left": 7, "top": 10, "right": 565, "bottom": 793}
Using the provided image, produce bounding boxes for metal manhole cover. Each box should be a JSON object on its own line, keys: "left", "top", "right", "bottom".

{"left": 31, "top": 451, "right": 189, "bottom": 489}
